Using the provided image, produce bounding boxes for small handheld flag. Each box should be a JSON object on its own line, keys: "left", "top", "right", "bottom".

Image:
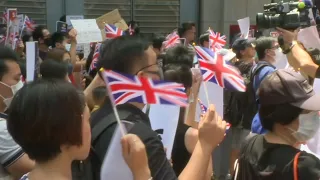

{"left": 101, "top": 70, "right": 188, "bottom": 107}
{"left": 104, "top": 24, "right": 125, "bottom": 39}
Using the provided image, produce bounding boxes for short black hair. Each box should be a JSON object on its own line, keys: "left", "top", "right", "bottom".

{"left": 255, "top": 36, "right": 276, "bottom": 60}
{"left": 163, "top": 45, "right": 194, "bottom": 68}
{"left": 40, "top": 59, "right": 68, "bottom": 80}
{"left": 127, "top": 21, "right": 140, "bottom": 35}
{"left": 92, "top": 86, "right": 106, "bottom": 103}
{"left": 7, "top": 79, "right": 86, "bottom": 162}
{"left": 259, "top": 103, "right": 303, "bottom": 131}
{"left": 51, "top": 32, "right": 66, "bottom": 48}
{"left": 98, "top": 36, "right": 151, "bottom": 74}
{"left": 178, "top": 22, "right": 195, "bottom": 37}
{"left": 199, "top": 33, "right": 209, "bottom": 46}
{"left": 59, "top": 15, "right": 66, "bottom": 22}
{"left": 32, "top": 25, "right": 46, "bottom": 41}
{"left": 152, "top": 34, "right": 165, "bottom": 50}
{"left": 0, "top": 46, "right": 19, "bottom": 80}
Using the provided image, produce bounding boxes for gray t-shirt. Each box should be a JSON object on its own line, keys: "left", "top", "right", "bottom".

{"left": 0, "top": 118, "right": 24, "bottom": 180}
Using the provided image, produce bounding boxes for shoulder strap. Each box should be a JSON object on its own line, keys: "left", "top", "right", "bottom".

{"left": 249, "top": 62, "right": 270, "bottom": 82}
{"left": 91, "top": 110, "right": 132, "bottom": 142}
{"left": 293, "top": 151, "right": 301, "bottom": 180}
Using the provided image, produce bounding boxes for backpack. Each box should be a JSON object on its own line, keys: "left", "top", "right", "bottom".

{"left": 71, "top": 109, "right": 135, "bottom": 180}
{"left": 224, "top": 62, "right": 269, "bottom": 129}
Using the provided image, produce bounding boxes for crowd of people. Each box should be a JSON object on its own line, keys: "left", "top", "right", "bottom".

{"left": 0, "top": 14, "right": 320, "bottom": 180}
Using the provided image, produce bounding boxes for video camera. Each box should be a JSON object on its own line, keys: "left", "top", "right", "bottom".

{"left": 256, "top": 0, "right": 314, "bottom": 30}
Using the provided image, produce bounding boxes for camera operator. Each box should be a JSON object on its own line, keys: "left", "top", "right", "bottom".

{"left": 277, "top": 27, "right": 320, "bottom": 78}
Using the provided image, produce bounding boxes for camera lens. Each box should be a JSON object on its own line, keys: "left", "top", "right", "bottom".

{"left": 256, "top": 13, "right": 280, "bottom": 29}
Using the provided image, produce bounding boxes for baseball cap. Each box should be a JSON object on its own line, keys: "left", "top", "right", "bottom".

{"left": 232, "top": 38, "right": 255, "bottom": 53}
{"left": 259, "top": 69, "right": 320, "bottom": 111}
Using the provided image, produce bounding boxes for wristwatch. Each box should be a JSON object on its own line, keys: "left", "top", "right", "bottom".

{"left": 283, "top": 41, "right": 298, "bottom": 54}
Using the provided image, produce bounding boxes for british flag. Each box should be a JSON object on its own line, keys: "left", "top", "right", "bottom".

{"left": 197, "top": 98, "right": 231, "bottom": 132}
{"left": 104, "top": 24, "right": 124, "bottom": 39}
{"left": 24, "top": 16, "right": 35, "bottom": 31}
{"left": 163, "top": 31, "right": 180, "bottom": 49}
{"left": 89, "top": 43, "right": 101, "bottom": 72}
{"left": 194, "top": 46, "right": 246, "bottom": 92}
{"left": 101, "top": 70, "right": 188, "bottom": 106}
{"left": 207, "top": 29, "right": 226, "bottom": 50}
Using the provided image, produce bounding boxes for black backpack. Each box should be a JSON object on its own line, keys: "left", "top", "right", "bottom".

{"left": 71, "top": 109, "right": 134, "bottom": 180}
{"left": 224, "top": 62, "right": 269, "bottom": 129}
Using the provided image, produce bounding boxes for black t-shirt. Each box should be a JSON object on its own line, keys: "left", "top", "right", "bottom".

{"left": 91, "top": 100, "right": 178, "bottom": 180}
{"left": 172, "top": 123, "right": 191, "bottom": 176}
{"left": 234, "top": 134, "right": 320, "bottom": 180}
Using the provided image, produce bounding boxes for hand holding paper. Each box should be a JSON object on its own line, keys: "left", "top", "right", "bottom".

{"left": 121, "top": 134, "right": 151, "bottom": 180}
{"left": 69, "top": 28, "right": 78, "bottom": 43}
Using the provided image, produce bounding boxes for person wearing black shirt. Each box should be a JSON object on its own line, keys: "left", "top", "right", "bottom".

{"left": 234, "top": 69, "right": 320, "bottom": 180}
{"left": 92, "top": 35, "right": 227, "bottom": 180}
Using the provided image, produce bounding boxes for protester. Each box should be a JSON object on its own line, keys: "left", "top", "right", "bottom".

{"left": 40, "top": 59, "right": 70, "bottom": 81}
{"left": 89, "top": 35, "right": 226, "bottom": 180}
{"left": 178, "top": 22, "right": 196, "bottom": 45}
{"left": 231, "top": 38, "right": 256, "bottom": 63}
{"left": 199, "top": 33, "right": 209, "bottom": 48}
{"left": 51, "top": 32, "right": 70, "bottom": 51}
{"left": 163, "top": 45, "right": 212, "bottom": 179}
{"left": 0, "top": 46, "right": 34, "bottom": 179}
{"left": 152, "top": 34, "right": 165, "bottom": 56}
{"left": 7, "top": 79, "right": 152, "bottom": 180}
{"left": 250, "top": 36, "right": 279, "bottom": 134}
{"left": 32, "top": 25, "right": 51, "bottom": 61}
{"left": 234, "top": 69, "right": 320, "bottom": 179}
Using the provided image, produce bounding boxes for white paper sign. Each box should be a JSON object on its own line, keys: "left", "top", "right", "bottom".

{"left": 26, "top": 41, "right": 39, "bottom": 82}
{"left": 66, "top": 15, "right": 84, "bottom": 29}
{"left": 148, "top": 104, "right": 180, "bottom": 159}
{"left": 196, "top": 82, "right": 223, "bottom": 122}
{"left": 237, "top": 17, "right": 250, "bottom": 39}
{"left": 70, "top": 19, "right": 102, "bottom": 44}
{"left": 83, "top": 43, "right": 91, "bottom": 59}
{"left": 100, "top": 122, "right": 134, "bottom": 180}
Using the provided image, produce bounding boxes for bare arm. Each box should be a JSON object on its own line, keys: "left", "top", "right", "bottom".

{"left": 84, "top": 74, "right": 105, "bottom": 109}
{"left": 287, "top": 42, "right": 319, "bottom": 78}
{"left": 184, "top": 128, "right": 212, "bottom": 180}
{"left": 6, "top": 154, "right": 35, "bottom": 179}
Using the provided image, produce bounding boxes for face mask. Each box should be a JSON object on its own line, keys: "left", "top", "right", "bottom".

{"left": 273, "top": 48, "right": 288, "bottom": 69}
{"left": 289, "top": 111, "right": 320, "bottom": 142}
{"left": 65, "top": 44, "right": 71, "bottom": 51}
{"left": 0, "top": 80, "right": 23, "bottom": 108}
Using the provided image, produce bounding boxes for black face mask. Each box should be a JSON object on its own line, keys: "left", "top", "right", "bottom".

{"left": 44, "top": 38, "right": 52, "bottom": 47}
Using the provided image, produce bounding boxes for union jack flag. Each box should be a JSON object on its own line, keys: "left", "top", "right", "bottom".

{"left": 89, "top": 43, "right": 101, "bottom": 72}
{"left": 24, "top": 16, "right": 35, "bottom": 31}
{"left": 195, "top": 46, "right": 246, "bottom": 92}
{"left": 197, "top": 98, "right": 231, "bottom": 132}
{"left": 163, "top": 31, "right": 180, "bottom": 49}
{"left": 101, "top": 70, "right": 188, "bottom": 106}
{"left": 207, "top": 29, "right": 226, "bottom": 50}
{"left": 104, "top": 24, "right": 124, "bottom": 39}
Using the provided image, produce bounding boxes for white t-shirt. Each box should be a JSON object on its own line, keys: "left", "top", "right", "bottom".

{"left": 0, "top": 118, "right": 24, "bottom": 180}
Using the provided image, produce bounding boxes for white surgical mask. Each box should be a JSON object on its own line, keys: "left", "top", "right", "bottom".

{"left": 273, "top": 48, "right": 289, "bottom": 69}
{"left": 0, "top": 80, "right": 23, "bottom": 108}
{"left": 289, "top": 111, "right": 320, "bottom": 143}
{"left": 65, "top": 44, "right": 71, "bottom": 52}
